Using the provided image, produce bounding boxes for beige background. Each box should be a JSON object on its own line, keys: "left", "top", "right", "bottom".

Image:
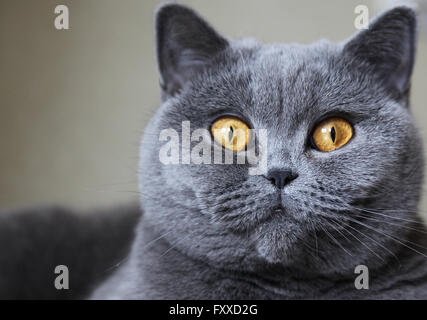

{"left": 0, "top": 0, "right": 426, "bottom": 212}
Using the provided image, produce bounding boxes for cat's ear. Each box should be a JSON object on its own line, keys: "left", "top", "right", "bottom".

{"left": 155, "top": 4, "right": 229, "bottom": 99}
{"left": 343, "top": 7, "right": 417, "bottom": 102}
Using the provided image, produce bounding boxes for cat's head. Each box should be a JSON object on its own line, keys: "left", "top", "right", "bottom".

{"left": 138, "top": 4, "right": 424, "bottom": 274}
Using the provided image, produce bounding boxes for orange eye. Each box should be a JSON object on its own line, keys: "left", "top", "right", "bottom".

{"left": 211, "top": 117, "right": 250, "bottom": 152}
{"left": 312, "top": 117, "right": 353, "bottom": 152}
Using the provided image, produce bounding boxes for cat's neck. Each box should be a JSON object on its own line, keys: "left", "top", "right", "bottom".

{"left": 92, "top": 214, "right": 427, "bottom": 299}
{"left": 115, "top": 219, "right": 427, "bottom": 299}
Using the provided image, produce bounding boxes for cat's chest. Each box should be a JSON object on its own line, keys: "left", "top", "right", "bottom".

{"left": 134, "top": 243, "right": 321, "bottom": 299}
{"left": 93, "top": 246, "right": 427, "bottom": 300}
{"left": 133, "top": 246, "right": 427, "bottom": 300}
{"left": 94, "top": 226, "right": 427, "bottom": 300}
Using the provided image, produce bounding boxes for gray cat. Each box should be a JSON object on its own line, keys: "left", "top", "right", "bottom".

{"left": 2, "top": 3, "right": 427, "bottom": 299}
{"left": 92, "top": 3, "right": 427, "bottom": 299}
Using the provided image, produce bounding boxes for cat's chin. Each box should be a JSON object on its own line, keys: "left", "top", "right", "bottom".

{"left": 253, "top": 216, "right": 305, "bottom": 265}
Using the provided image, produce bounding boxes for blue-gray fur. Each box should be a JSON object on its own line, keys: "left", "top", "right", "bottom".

{"left": 0, "top": 3, "right": 425, "bottom": 300}
{"left": 0, "top": 205, "right": 140, "bottom": 299}
{"left": 92, "top": 4, "right": 427, "bottom": 299}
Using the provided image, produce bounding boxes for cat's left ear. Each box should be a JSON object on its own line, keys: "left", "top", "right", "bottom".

{"left": 343, "top": 7, "right": 417, "bottom": 103}
{"left": 155, "top": 4, "right": 229, "bottom": 99}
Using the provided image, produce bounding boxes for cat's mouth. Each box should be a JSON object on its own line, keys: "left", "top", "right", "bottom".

{"left": 271, "top": 205, "right": 286, "bottom": 215}
{"left": 270, "top": 192, "right": 295, "bottom": 216}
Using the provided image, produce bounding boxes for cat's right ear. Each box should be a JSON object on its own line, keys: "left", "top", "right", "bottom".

{"left": 155, "top": 3, "right": 229, "bottom": 99}
{"left": 343, "top": 7, "right": 417, "bottom": 104}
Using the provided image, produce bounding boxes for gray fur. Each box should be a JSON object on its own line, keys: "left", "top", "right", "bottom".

{"left": 1, "top": 4, "right": 425, "bottom": 300}
{"left": 92, "top": 4, "right": 427, "bottom": 299}
{"left": 0, "top": 205, "right": 140, "bottom": 299}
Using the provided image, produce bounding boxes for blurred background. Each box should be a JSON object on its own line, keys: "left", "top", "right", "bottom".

{"left": 1, "top": 0, "right": 426, "bottom": 211}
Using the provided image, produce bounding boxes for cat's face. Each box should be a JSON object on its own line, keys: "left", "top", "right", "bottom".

{"left": 138, "top": 4, "right": 423, "bottom": 273}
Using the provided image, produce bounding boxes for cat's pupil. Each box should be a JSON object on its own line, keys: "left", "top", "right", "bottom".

{"left": 330, "top": 126, "right": 336, "bottom": 143}
{"left": 229, "top": 126, "right": 234, "bottom": 142}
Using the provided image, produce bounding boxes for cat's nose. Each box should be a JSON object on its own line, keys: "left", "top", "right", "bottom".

{"left": 265, "top": 169, "right": 298, "bottom": 189}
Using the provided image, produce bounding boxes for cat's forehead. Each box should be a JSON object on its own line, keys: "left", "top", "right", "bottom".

{"left": 175, "top": 39, "right": 387, "bottom": 132}
{"left": 248, "top": 40, "right": 336, "bottom": 68}
{"left": 223, "top": 41, "right": 353, "bottom": 128}
{"left": 245, "top": 42, "right": 336, "bottom": 101}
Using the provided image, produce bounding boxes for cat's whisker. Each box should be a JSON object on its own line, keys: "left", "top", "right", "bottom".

{"left": 309, "top": 219, "right": 319, "bottom": 258}
{"left": 320, "top": 214, "right": 386, "bottom": 262}
{"left": 328, "top": 216, "right": 400, "bottom": 263}
{"left": 323, "top": 219, "right": 353, "bottom": 245}
{"left": 346, "top": 206, "right": 426, "bottom": 226}
{"left": 343, "top": 216, "right": 427, "bottom": 259}
{"left": 100, "top": 255, "right": 131, "bottom": 274}
{"left": 318, "top": 210, "right": 427, "bottom": 250}
{"left": 100, "top": 229, "right": 176, "bottom": 274}
{"left": 317, "top": 222, "right": 353, "bottom": 258}
{"left": 348, "top": 212, "right": 427, "bottom": 234}
{"left": 320, "top": 219, "right": 364, "bottom": 259}
{"left": 141, "top": 229, "right": 175, "bottom": 252}
{"left": 159, "top": 231, "right": 214, "bottom": 259}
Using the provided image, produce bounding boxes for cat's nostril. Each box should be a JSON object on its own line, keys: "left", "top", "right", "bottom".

{"left": 266, "top": 169, "right": 298, "bottom": 189}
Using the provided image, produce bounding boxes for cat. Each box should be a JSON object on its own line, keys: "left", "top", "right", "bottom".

{"left": 1, "top": 3, "right": 426, "bottom": 299}
{"left": 91, "top": 4, "right": 427, "bottom": 299}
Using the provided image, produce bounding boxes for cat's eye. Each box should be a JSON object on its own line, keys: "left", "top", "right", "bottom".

{"left": 211, "top": 116, "right": 250, "bottom": 152}
{"left": 311, "top": 117, "right": 353, "bottom": 152}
